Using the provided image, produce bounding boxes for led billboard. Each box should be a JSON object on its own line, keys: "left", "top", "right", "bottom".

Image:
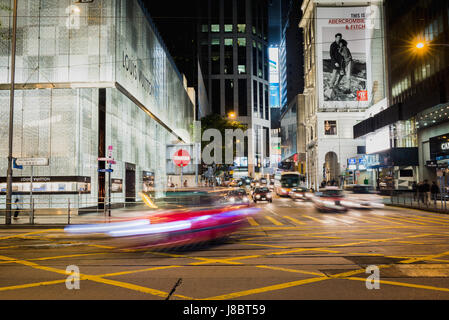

{"left": 269, "top": 47, "right": 280, "bottom": 108}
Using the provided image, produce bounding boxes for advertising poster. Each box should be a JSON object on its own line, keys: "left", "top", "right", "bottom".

{"left": 317, "top": 7, "right": 373, "bottom": 109}
{"left": 269, "top": 47, "right": 280, "bottom": 108}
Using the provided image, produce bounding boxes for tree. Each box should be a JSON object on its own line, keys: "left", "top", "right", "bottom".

{"left": 200, "top": 114, "right": 247, "bottom": 178}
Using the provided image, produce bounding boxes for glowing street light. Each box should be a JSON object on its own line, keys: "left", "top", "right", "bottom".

{"left": 416, "top": 42, "right": 425, "bottom": 49}
{"left": 228, "top": 111, "right": 236, "bottom": 119}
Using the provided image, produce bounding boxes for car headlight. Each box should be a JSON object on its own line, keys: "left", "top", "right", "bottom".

{"left": 256, "top": 195, "right": 261, "bottom": 199}
{"left": 267, "top": 194, "right": 272, "bottom": 198}
{"left": 243, "top": 197, "right": 249, "bottom": 202}
{"left": 229, "top": 197, "right": 235, "bottom": 203}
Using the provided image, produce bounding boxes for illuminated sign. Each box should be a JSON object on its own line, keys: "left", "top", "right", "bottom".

{"left": 269, "top": 47, "right": 280, "bottom": 108}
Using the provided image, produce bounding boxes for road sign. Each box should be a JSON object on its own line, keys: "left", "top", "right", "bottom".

{"left": 16, "top": 157, "right": 49, "bottom": 166}
{"left": 13, "top": 158, "right": 23, "bottom": 169}
{"left": 173, "top": 149, "right": 191, "bottom": 168}
{"left": 98, "top": 157, "right": 115, "bottom": 164}
{"left": 98, "top": 169, "right": 113, "bottom": 173}
{"left": 107, "top": 145, "right": 113, "bottom": 158}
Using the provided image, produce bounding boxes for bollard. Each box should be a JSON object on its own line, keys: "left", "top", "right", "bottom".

{"left": 30, "top": 198, "right": 34, "bottom": 225}
{"left": 67, "top": 198, "right": 71, "bottom": 225}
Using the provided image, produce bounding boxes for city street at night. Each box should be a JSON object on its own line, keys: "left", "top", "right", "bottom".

{"left": 2, "top": 196, "right": 449, "bottom": 300}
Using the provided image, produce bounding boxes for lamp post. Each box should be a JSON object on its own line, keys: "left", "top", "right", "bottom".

{"left": 5, "top": 0, "right": 18, "bottom": 225}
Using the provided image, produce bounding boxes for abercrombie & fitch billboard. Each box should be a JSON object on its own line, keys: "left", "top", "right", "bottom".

{"left": 316, "top": 6, "right": 380, "bottom": 110}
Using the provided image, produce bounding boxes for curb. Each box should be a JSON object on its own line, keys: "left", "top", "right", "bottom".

{"left": 0, "top": 225, "right": 67, "bottom": 229}
{"left": 386, "top": 203, "right": 449, "bottom": 215}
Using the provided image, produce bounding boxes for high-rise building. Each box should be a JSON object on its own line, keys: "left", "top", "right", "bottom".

{"left": 300, "top": 0, "right": 388, "bottom": 189}
{"left": 198, "top": 0, "right": 271, "bottom": 178}
{"left": 0, "top": 0, "right": 195, "bottom": 208}
{"left": 279, "top": 0, "right": 304, "bottom": 111}
{"left": 354, "top": 0, "right": 449, "bottom": 191}
{"left": 279, "top": 0, "right": 305, "bottom": 174}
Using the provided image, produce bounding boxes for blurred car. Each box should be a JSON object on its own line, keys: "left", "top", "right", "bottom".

{"left": 343, "top": 185, "right": 385, "bottom": 209}
{"left": 268, "top": 180, "right": 275, "bottom": 191}
{"left": 260, "top": 178, "right": 268, "bottom": 185}
{"left": 225, "top": 188, "right": 250, "bottom": 206}
{"left": 289, "top": 187, "right": 309, "bottom": 200}
{"left": 252, "top": 187, "right": 272, "bottom": 203}
{"left": 312, "top": 187, "right": 347, "bottom": 212}
{"left": 66, "top": 205, "right": 260, "bottom": 249}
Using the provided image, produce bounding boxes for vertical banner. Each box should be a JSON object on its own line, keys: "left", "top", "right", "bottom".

{"left": 316, "top": 7, "right": 372, "bottom": 110}
{"left": 269, "top": 47, "right": 280, "bottom": 108}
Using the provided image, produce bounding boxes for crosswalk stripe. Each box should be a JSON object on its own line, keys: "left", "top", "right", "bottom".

{"left": 283, "top": 216, "right": 306, "bottom": 225}
{"left": 265, "top": 216, "right": 284, "bottom": 226}
{"left": 379, "top": 215, "right": 429, "bottom": 225}
{"left": 326, "top": 216, "right": 354, "bottom": 224}
{"left": 302, "top": 215, "right": 325, "bottom": 223}
{"left": 403, "top": 215, "right": 449, "bottom": 225}
{"left": 365, "top": 215, "right": 404, "bottom": 225}
{"left": 247, "top": 217, "right": 259, "bottom": 226}
{"left": 347, "top": 216, "right": 379, "bottom": 224}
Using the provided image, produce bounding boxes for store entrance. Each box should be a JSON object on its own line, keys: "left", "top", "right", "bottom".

{"left": 125, "top": 162, "right": 136, "bottom": 202}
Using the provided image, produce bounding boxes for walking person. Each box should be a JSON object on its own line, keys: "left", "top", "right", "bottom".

{"left": 431, "top": 181, "right": 439, "bottom": 206}
{"left": 13, "top": 197, "right": 20, "bottom": 219}
{"left": 412, "top": 181, "right": 418, "bottom": 202}
{"left": 417, "top": 182, "right": 424, "bottom": 204}
{"left": 423, "top": 180, "right": 431, "bottom": 206}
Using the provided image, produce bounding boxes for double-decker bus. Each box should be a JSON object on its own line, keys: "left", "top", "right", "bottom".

{"left": 274, "top": 172, "right": 302, "bottom": 196}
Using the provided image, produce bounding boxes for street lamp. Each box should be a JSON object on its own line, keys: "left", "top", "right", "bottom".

{"left": 228, "top": 111, "right": 236, "bottom": 120}
{"left": 5, "top": 0, "right": 18, "bottom": 225}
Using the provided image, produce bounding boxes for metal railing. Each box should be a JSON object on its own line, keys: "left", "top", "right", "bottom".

{"left": 387, "top": 190, "right": 449, "bottom": 213}
{"left": 0, "top": 198, "right": 148, "bottom": 225}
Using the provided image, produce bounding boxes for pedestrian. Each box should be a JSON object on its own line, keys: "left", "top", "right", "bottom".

{"left": 431, "top": 181, "right": 439, "bottom": 205}
{"left": 183, "top": 180, "right": 187, "bottom": 187}
{"left": 423, "top": 180, "right": 430, "bottom": 205}
{"left": 417, "top": 182, "right": 424, "bottom": 204}
{"left": 13, "top": 197, "right": 20, "bottom": 219}
{"left": 412, "top": 181, "right": 418, "bottom": 202}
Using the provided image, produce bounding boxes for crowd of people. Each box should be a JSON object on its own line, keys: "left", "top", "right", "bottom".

{"left": 412, "top": 180, "right": 440, "bottom": 205}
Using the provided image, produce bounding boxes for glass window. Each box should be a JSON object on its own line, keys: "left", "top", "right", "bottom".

{"left": 252, "top": 26, "right": 256, "bottom": 35}
{"left": 238, "top": 79, "right": 247, "bottom": 116}
{"left": 201, "top": 24, "right": 208, "bottom": 32}
{"left": 225, "top": 79, "right": 234, "bottom": 114}
{"left": 211, "top": 38, "right": 220, "bottom": 74}
{"left": 211, "top": 24, "right": 220, "bottom": 32}
{"left": 224, "top": 38, "right": 233, "bottom": 74}
{"left": 237, "top": 0, "right": 246, "bottom": 24}
{"left": 237, "top": 24, "right": 246, "bottom": 33}
{"left": 259, "top": 82, "right": 263, "bottom": 118}
{"left": 224, "top": 24, "right": 233, "bottom": 32}
{"left": 324, "top": 121, "right": 337, "bottom": 135}
{"left": 212, "top": 79, "right": 221, "bottom": 114}
{"left": 253, "top": 80, "right": 258, "bottom": 117}
{"left": 238, "top": 38, "right": 246, "bottom": 72}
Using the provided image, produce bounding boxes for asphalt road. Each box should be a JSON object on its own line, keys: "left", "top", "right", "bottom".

{"left": 1, "top": 196, "right": 449, "bottom": 300}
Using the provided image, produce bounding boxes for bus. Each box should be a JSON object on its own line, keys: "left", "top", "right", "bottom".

{"left": 275, "top": 172, "right": 302, "bottom": 196}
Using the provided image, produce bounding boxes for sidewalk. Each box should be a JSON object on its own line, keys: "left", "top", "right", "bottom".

{"left": 385, "top": 195, "right": 449, "bottom": 214}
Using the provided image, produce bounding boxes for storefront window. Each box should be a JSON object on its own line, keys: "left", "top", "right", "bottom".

{"left": 324, "top": 121, "right": 337, "bottom": 135}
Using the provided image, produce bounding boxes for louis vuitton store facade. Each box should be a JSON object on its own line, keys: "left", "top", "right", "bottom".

{"left": 0, "top": 0, "right": 194, "bottom": 208}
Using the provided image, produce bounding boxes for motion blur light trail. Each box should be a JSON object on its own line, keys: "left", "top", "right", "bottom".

{"left": 64, "top": 205, "right": 260, "bottom": 249}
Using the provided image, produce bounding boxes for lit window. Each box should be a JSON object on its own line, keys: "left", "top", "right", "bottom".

{"left": 252, "top": 26, "right": 256, "bottom": 34}
{"left": 237, "top": 24, "right": 246, "bottom": 33}
{"left": 211, "top": 38, "right": 220, "bottom": 45}
{"left": 201, "top": 24, "right": 208, "bottom": 32}
{"left": 224, "top": 24, "right": 233, "bottom": 32}
{"left": 237, "top": 38, "right": 246, "bottom": 46}
{"left": 211, "top": 24, "right": 220, "bottom": 32}
{"left": 238, "top": 65, "right": 246, "bottom": 74}
{"left": 225, "top": 38, "right": 233, "bottom": 46}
